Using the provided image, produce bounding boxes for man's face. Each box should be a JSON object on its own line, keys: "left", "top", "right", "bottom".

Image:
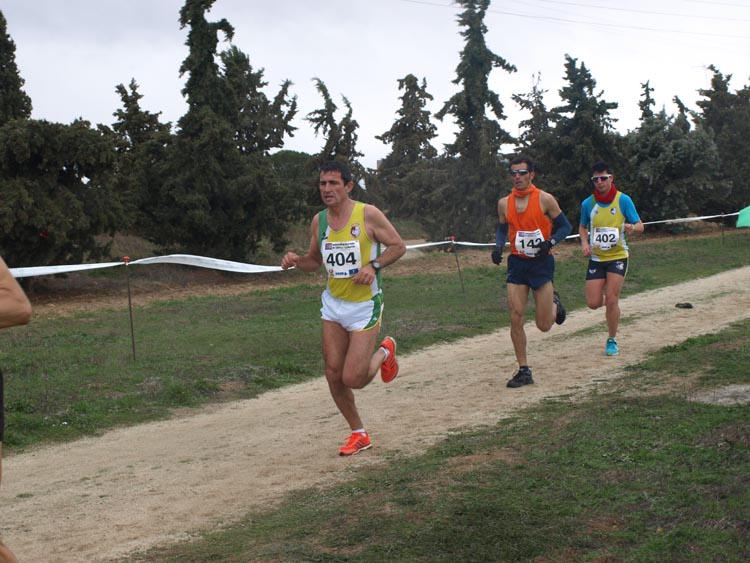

{"left": 591, "top": 171, "right": 613, "bottom": 194}
{"left": 509, "top": 163, "right": 535, "bottom": 191}
{"left": 319, "top": 170, "right": 352, "bottom": 206}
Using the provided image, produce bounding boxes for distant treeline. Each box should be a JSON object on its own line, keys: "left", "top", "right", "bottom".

{"left": 1, "top": 0, "right": 747, "bottom": 269}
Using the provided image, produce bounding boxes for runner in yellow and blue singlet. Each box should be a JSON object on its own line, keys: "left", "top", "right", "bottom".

{"left": 579, "top": 161, "right": 644, "bottom": 357}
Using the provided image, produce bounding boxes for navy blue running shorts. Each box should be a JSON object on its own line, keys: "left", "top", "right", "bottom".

{"left": 586, "top": 258, "right": 628, "bottom": 280}
{"left": 506, "top": 254, "right": 555, "bottom": 290}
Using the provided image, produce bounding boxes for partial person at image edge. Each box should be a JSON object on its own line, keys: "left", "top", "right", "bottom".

{"left": 0, "top": 256, "right": 33, "bottom": 563}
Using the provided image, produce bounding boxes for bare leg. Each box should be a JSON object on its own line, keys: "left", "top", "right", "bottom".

{"left": 506, "top": 283, "right": 530, "bottom": 366}
{"left": 532, "top": 281, "right": 556, "bottom": 332}
{"left": 585, "top": 278, "right": 607, "bottom": 310}
{"left": 0, "top": 542, "right": 18, "bottom": 563}
{"left": 604, "top": 272, "right": 625, "bottom": 338}
{"left": 0, "top": 444, "right": 19, "bottom": 563}
{"left": 321, "top": 321, "right": 382, "bottom": 431}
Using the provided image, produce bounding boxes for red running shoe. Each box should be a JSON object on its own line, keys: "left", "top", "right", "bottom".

{"left": 379, "top": 336, "right": 399, "bottom": 383}
{"left": 338, "top": 432, "right": 372, "bottom": 456}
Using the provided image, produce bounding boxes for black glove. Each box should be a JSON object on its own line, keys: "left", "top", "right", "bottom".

{"left": 491, "top": 247, "right": 503, "bottom": 265}
{"left": 535, "top": 239, "right": 553, "bottom": 258}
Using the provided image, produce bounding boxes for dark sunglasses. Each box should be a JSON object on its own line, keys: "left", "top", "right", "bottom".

{"left": 591, "top": 175, "right": 612, "bottom": 182}
{"left": 509, "top": 170, "right": 530, "bottom": 177}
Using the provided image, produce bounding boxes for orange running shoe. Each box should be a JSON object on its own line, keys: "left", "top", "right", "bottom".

{"left": 338, "top": 432, "right": 372, "bottom": 456}
{"left": 379, "top": 336, "right": 399, "bottom": 383}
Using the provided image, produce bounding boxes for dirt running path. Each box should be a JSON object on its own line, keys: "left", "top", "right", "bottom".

{"left": 3, "top": 267, "right": 750, "bottom": 562}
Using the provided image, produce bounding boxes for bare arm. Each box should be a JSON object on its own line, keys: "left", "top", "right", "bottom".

{"left": 280, "top": 215, "right": 323, "bottom": 272}
{"left": 0, "top": 257, "right": 32, "bottom": 329}
{"left": 497, "top": 197, "right": 508, "bottom": 225}
{"left": 364, "top": 205, "right": 406, "bottom": 268}
{"left": 625, "top": 220, "right": 644, "bottom": 235}
{"left": 350, "top": 205, "right": 406, "bottom": 285}
{"left": 579, "top": 224, "right": 592, "bottom": 257}
{"left": 540, "top": 190, "right": 563, "bottom": 221}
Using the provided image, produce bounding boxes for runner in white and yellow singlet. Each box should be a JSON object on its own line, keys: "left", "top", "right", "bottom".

{"left": 281, "top": 161, "right": 406, "bottom": 456}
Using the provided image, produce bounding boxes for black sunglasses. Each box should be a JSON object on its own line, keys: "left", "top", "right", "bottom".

{"left": 509, "top": 170, "right": 530, "bottom": 177}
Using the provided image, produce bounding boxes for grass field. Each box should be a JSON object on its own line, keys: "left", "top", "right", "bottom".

{"left": 132, "top": 321, "right": 750, "bottom": 563}
{"left": 2, "top": 229, "right": 749, "bottom": 562}
{"left": 2, "top": 230, "right": 749, "bottom": 451}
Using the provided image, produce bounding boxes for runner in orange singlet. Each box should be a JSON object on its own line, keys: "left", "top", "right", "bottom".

{"left": 492, "top": 155, "right": 572, "bottom": 388}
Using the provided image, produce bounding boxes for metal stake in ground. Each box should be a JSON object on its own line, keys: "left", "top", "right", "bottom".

{"left": 123, "top": 256, "right": 136, "bottom": 362}
{"left": 450, "top": 237, "right": 466, "bottom": 295}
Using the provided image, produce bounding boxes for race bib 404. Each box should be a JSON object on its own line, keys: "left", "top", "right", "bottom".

{"left": 323, "top": 240, "right": 362, "bottom": 278}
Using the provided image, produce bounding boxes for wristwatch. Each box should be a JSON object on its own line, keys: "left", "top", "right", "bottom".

{"left": 370, "top": 260, "right": 382, "bottom": 272}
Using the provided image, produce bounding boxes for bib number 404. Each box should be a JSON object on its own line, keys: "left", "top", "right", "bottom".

{"left": 326, "top": 251, "right": 357, "bottom": 268}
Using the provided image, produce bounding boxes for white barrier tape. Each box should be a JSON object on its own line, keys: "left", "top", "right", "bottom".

{"left": 406, "top": 241, "right": 452, "bottom": 250}
{"left": 10, "top": 262, "right": 125, "bottom": 278}
{"left": 643, "top": 212, "right": 739, "bottom": 226}
{"left": 9, "top": 211, "right": 745, "bottom": 279}
{"left": 129, "top": 254, "right": 283, "bottom": 273}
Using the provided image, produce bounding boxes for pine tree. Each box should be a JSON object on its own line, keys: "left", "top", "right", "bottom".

{"left": 375, "top": 74, "right": 438, "bottom": 217}
{"left": 305, "top": 78, "right": 369, "bottom": 205}
{"left": 435, "top": 0, "right": 516, "bottom": 164}
{"left": 153, "top": 0, "right": 298, "bottom": 260}
{"left": 428, "top": 0, "right": 515, "bottom": 241}
{"left": 624, "top": 88, "right": 722, "bottom": 223}
{"left": 377, "top": 74, "right": 437, "bottom": 170}
{"left": 544, "top": 54, "right": 621, "bottom": 220}
{"left": 694, "top": 65, "right": 750, "bottom": 215}
{"left": 511, "top": 72, "right": 554, "bottom": 161}
{"left": 0, "top": 10, "right": 32, "bottom": 126}
{"left": 110, "top": 79, "right": 173, "bottom": 234}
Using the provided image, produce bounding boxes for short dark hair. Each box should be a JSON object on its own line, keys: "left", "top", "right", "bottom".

{"left": 509, "top": 154, "right": 535, "bottom": 173}
{"left": 319, "top": 160, "right": 353, "bottom": 184}
{"left": 590, "top": 160, "right": 612, "bottom": 176}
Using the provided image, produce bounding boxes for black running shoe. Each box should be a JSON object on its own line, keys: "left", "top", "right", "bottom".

{"left": 553, "top": 290, "right": 566, "bottom": 325}
{"left": 507, "top": 366, "right": 534, "bottom": 388}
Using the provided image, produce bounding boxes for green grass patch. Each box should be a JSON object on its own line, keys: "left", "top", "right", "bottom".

{"left": 1, "top": 231, "right": 748, "bottom": 450}
{"left": 130, "top": 319, "right": 750, "bottom": 563}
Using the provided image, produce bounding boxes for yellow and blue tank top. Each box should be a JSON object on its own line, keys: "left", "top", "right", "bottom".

{"left": 318, "top": 201, "right": 381, "bottom": 302}
{"left": 580, "top": 191, "right": 641, "bottom": 262}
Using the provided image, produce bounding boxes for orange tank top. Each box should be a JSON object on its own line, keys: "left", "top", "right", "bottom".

{"left": 506, "top": 185, "right": 552, "bottom": 258}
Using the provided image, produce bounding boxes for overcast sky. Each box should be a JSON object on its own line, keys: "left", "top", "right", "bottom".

{"left": 3, "top": 0, "right": 750, "bottom": 168}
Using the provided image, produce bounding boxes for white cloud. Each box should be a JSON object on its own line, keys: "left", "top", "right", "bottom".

{"left": 4, "top": 0, "right": 750, "bottom": 168}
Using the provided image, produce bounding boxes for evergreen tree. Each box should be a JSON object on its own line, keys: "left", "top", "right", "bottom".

{"left": 110, "top": 79, "right": 173, "bottom": 235}
{"left": 306, "top": 78, "right": 364, "bottom": 167}
{"left": 152, "top": 0, "right": 298, "bottom": 260}
{"left": 624, "top": 93, "right": 722, "bottom": 223}
{"left": 376, "top": 74, "right": 438, "bottom": 217}
{"left": 178, "top": 0, "right": 234, "bottom": 121}
{"left": 377, "top": 74, "right": 437, "bottom": 170}
{"left": 638, "top": 80, "right": 655, "bottom": 120}
{"left": 431, "top": 0, "right": 516, "bottom": 241}
{"left": 511, "top": 72, "right": 555, "bottom": 163}
{"left": 220, "top": 45, "right": 297, "bottom": 154}
{"left": 305, "top": 78, "right": 370, "bottom": 205}
{"left": 436, "top": 0, "right": 516, "bottom": 163}
{"left": 0, "top": 10, "right": 31, "bottom": 126}
{"left": 545, "top": 54, "right": 621, "bottom": 221}
{"left": 1, "top": 11, "right": 122, "bottom": 268}
{"left": 694, "top": 66, "right": 750, "bottom": 215}
{"left": 0, "top": 119, "right": 124, "bottom": 268}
